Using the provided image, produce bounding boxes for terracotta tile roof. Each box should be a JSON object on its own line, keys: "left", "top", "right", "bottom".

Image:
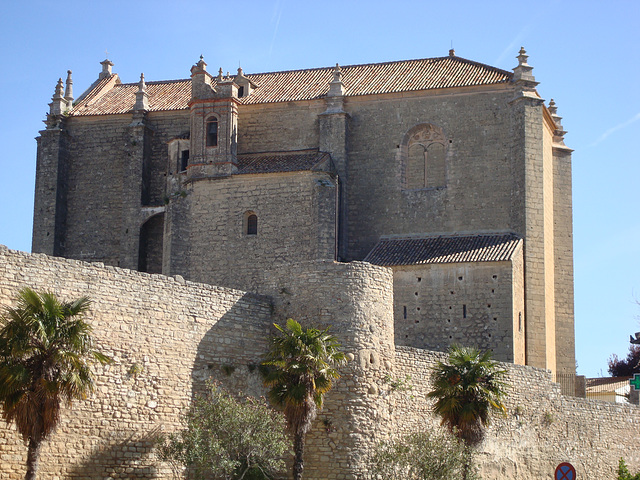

{"left": 244, "top": 56, "right": 511, "bottom": 104}
{"left": 236, "top": 150, "right": 331, "bottom": 175}
{"left": 70, "top": 55, "right": 512, "bottom": 116}
{"left": 73, "top": 79, "right": 191, "bottom": 116}
{"left": 364, "top": 233, "right": 522, "bottom": 267}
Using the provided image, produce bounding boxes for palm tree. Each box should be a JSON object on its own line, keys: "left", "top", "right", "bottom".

{"left": 262, "top": 318, "right": 346, "bottom": 480}
{"left": 0, "top": 288, "right": 111, "bottom": 480}
{"left": 428, "top": 345, "right": 507, "bottom": 480}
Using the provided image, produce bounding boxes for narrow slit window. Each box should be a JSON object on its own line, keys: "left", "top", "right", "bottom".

{"left": 206, "top": 118, "right": 218, "bottom": 147}
{"left": 247, "top": 214, "right": 257, "bottom": 235}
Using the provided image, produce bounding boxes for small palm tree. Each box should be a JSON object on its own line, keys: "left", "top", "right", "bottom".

{"left": 262, "top": 318, "right": 346, "bottom": 480}
{"left": 428, "top": 345, "right": 507, "bottom": 480}
{"left": 0, "top": 288, "right": 111, "bottom": 480}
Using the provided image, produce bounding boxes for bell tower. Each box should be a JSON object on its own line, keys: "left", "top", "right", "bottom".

{"left": 187, "top": 56, "right": 239, "bottom": 179}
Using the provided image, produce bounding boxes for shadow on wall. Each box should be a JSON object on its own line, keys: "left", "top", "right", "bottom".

{"left": 67, "top": 429, "right": 160, "bottom": 480}
{"left": 190, "top": 292, "right": 275, "bottom": 402}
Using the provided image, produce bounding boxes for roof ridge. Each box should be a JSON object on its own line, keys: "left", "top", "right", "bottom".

{"left": 117, "top": 78, "right": 191, "bottom": 86}
{"left": 244, "top": 55, "right": 511, "bottom": 78}
{"left": 380, "top": 232, "right": 520, "bottom": 241}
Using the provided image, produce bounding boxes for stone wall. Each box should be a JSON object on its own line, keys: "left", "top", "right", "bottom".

{"left": 392, "top": 346, "right": 640, "bottom": 479}
{"left": 0, "top": 246, "right": 638, "bottom": 479}
{"left": 0, "top": 248, "right": 396, "bottom": 480}
{"left": 167, "top": 171, "right": 337, "bottom": 292}
{"left": 343, "top": 86, "right": 516, "bottom": 260}
{"left": 33, "top": 111, "right": 191, "bottom": 270}
{"left": 33, "top": 75, "right": 575, "bottom": 375}
{"left": 392, "top": 257, "right": 524, "bottom": 364}
{"left": 553, "top": 145, "right": 575, "bottom": 374}
{"left": 0, "top": 245, "right": 274, "bottom": 480}
{"left": 237, "top": 101, "right": 324, "bottom": 154}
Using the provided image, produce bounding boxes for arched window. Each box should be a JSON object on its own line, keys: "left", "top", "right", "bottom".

{"left": 206, "top": 117, "right": 218, "bottom": 147}
{"left": 401, "top": 123, "right": 447, "bottom": 189}
{"left": 244, "top": 211, "right": 258, "bottom": 235}
{"left": 406, "top": 144, "right": 426, "bottom": 190}
{"left": 425, "top": 142, "right": 446, "bottom": 188}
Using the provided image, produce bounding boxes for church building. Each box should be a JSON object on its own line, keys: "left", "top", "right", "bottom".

{"left": 32, "top": 48, "right": 574, "bottom": 376}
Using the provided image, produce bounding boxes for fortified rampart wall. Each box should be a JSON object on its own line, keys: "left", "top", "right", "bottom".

{"left": 393, "top": 347, "right": 640, "bottom": 479}
{"left": 0, "top": 245, "right": 273, "bottom": 480}
{"left": 0, "top": 246, "right": 638, "bottom": 479}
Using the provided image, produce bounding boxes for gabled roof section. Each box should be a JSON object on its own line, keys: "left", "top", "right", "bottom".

{"left": 243, "top": 56, "right": 511, "bottom": 104}
{"left": 236, "top": 150, "right": 332, "bottom": 175}
{"left": 73, "top": 78, "right": 190, "bottom": 116}
{"left": 70, "top": 55, "right": 512, "bottom": 116}
{"left": 364, "top": 233, "right": 522, "bottom": 267}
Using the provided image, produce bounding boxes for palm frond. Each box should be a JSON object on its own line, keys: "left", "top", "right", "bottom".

{"left": 0, "top": 288, "right": 111, "bottom": 444}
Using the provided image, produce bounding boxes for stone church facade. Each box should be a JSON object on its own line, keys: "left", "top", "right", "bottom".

{"left": 32, "top": 48, "right": 574, "bottom": 376}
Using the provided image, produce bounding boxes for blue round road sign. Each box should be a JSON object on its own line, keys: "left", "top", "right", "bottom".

{"left": 555, "top": 462, "right": 576, "bottom": 480}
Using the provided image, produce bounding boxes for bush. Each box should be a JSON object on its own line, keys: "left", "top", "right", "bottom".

{"left": 618, "top": 458, "right": 640, "bottom": 480}
{"left": 157, "top": 382, "right": 290, "bottom": 480}
{"left": 368, "top": 428, "right": 478, "bottom": 480}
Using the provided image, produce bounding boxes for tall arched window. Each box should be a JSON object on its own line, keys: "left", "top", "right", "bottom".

{"left": 401, "top": 123, "right": 447, "bottom": 189}
{"left": 407, "top": 144, "right": 426, "bottom": 190}
{"left": 206, "top": 117, "right": 218, "bottom": 147}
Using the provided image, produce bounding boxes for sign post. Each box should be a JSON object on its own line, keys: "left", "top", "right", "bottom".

{"left": 555, "top": 462, "right": 576, "bottom": 480}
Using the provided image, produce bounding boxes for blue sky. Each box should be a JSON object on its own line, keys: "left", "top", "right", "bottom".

{"left": 0, "top": 0, "right": 638, "bottom": 378}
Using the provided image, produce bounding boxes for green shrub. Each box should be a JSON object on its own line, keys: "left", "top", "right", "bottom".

{"left": 618, "top": 458, "right": 640, "bottom": 480}
{"left": 368, "top": 428, "right": 479, "bottom": 480}
{"left": 157, "top": 382, "right": 290, "bottom": 480}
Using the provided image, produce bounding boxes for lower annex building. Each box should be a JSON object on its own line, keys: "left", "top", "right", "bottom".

{"left": 32, "top": 48, "right": 575, "bottom": 377}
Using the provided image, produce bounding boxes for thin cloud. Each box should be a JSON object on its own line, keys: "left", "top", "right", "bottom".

{"left": 494, "top": 7, "right": 548, "bottom": 67}
{"left": 494, "top": 24, "right": 533, "bottom": 66}
{"left": 269, "top": 0, "right": 284, "bottom": 58}
{"left": 590, "top": 112, "right": 640, "bottom": 147}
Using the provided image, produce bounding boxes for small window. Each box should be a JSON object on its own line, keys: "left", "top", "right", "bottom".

{"left": 246, "top": 214, "right": 257, "bottom": 235}
{"left": 206, "top": 118, "right": 218, "bottom": 147}
{"left": 180, "top": 150, "right": 189, "bottom": 172}
{"left": 238, "top": 86, "right": 245, "bottom": 98}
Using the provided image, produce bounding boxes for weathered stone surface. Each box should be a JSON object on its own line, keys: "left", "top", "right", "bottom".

{"left": 0, "top": 247, "right": 638, "bottom": 480}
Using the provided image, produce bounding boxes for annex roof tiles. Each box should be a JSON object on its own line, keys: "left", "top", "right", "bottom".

{"left": 235, "top": 150, "right": 331, "bottom": 175}
{"left": 71, "top": 55, "right": 512, "bottom": 116}
{"left": 364, "top": 233, "right": 522, "bottom": 267}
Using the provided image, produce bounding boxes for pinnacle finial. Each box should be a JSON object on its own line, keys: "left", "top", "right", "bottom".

{"left": 64, "top": 70, "right": 74, "bottom": 104}
{"left": 53, "top": 78, "right": 64, "bottom": 100}
{"left": 332, "top": 63, "right": 342, "bottom": 83}
{"left": 548, "top": 98, "right": 565, "bottom": 134}
{"left": 449, "top": 48, "right": 455, "bottom": 57}
{"left": 49, "top": 78, "right": 68, "bottom": 117}
{"left": 517, "top": 46, "right": 529, "bottom": 66}
{"left": 99, "top": 58, "right": 114, "bottom": 79}
{"left": 238, "top": 66, "right": 244, "bottom": 76}
{"left": 512, "top": 46, "right": 537, "bottom": 85}
{"left": 134, "top": 73, "right": 149, "bottom": 112}
{"left": 327, "top": 63, "right": 345, "bottom": 99}
{"left": 194, "top": 55, "right": 207, "bottom": 73}
{"left": 138, "top": 73, "right": 147, "bottom": 92}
